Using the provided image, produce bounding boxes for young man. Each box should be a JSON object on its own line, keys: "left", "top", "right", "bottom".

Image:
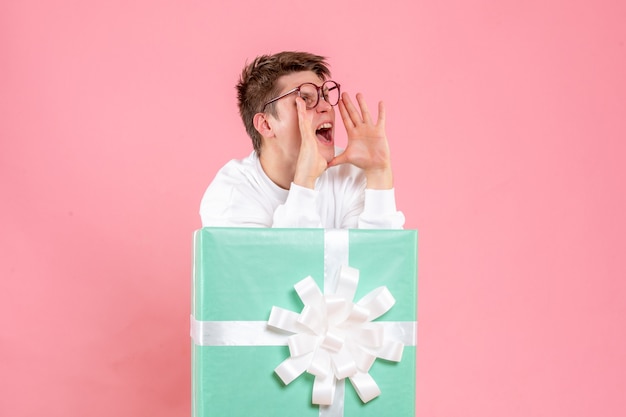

{"left": 200, "top": 51, "right": 405, "bottom": 228}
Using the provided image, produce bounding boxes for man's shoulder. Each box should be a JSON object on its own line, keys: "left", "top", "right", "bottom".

{"left": 201, "top": 152, "right": 260, "bottom": 205}
{"left": 204, "top": 150, "right": 280, "bottom": 206}
{"left": 200, "top": 151, "right": 277, "bottom": 226}
{"left": 212, "top": 151, "right": 258, "bottom": 182}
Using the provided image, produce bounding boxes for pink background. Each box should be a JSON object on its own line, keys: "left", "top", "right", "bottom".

{"left": 2, "top": 0, "right": 625, "bottom": 416}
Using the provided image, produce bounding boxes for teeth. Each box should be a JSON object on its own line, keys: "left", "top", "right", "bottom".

{"left": 317, "top": 123, "right": 332, "bottom": 130}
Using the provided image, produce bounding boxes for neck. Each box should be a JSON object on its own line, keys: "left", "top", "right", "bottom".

{"left": 259, "top": 151, "right": 295, "bottom": 190}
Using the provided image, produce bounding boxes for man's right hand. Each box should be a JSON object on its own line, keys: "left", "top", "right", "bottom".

{"left": 293, "top": 97, "right": 329, "bottom": 189}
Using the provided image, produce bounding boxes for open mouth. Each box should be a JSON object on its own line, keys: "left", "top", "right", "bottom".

{"left": 315, "top": 123, "right": 333, "bottom": 144}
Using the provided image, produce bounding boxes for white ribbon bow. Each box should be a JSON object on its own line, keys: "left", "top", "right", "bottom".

{"left": 268, "top": 265, "right": 405, "bottom": 406}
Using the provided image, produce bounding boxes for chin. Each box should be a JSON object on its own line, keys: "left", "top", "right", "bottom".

{"left": 315, "top": 138, "right": 335, "bottom": 163}
{"left": 322, "top": 149, "right": 335, "bottom": 164}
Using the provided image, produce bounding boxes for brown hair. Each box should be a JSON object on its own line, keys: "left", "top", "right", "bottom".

{"left": 236, "top": 51, "right": 331, "bottom": 154}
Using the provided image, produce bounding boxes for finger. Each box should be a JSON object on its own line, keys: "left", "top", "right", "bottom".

{"left": 296, "top": 97, "right": 315, "bottom": 140}
{"left": 296, "top": 97, "right": 307, "bottom": 125}
{"left": 341, "top": 92, "right": 363, "bottom": 125}
{"left": 355, "top": 93, "right": 373, "bottom": 125}
{"left": 328, "top": 151, "right": 350, "bottom": 167}
{"left": 338, "top": 98, "right": 355, "bottom": 129}
{"left": 377, "top": 100, "right": 386, "bottom": 128}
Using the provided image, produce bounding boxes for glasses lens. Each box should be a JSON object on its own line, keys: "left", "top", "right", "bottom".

{"left": 322, "top": 81, "right": 340, "bottom": 106}
{"left": 298, "top": 84, "right": 319, "bottom": 108}
{"left": 298, "top": 82, "right": 340, "bottom": 109}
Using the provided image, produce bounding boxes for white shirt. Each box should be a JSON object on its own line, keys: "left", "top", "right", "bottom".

{"left": 200, "top": 151, "right": 405, "bottom": 229}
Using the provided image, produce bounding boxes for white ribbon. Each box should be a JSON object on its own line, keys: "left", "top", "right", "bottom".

{"left": 190, "top": 317, "right": 415, "bottom": 350}
{"left": 191, "top": 229, "right": 417, "bottom": 417}
{"left": 268, "top": 266, "right": 407, "bottom": 406}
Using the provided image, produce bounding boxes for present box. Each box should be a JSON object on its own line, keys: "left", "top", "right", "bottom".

{"left": 191, "top": 227, "right": 418, "bottom": 417}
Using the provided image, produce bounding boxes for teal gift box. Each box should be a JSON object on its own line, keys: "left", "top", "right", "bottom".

{"left": 191, "top": 228, "right": 418, "bottom": 417}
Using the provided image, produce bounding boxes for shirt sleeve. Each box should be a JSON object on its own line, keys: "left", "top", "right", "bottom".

{"left": 357, "top": 188, "right": 406, "bottom": 229}
{"left": 272, "top": 183, "right": 323, "bottom": 228}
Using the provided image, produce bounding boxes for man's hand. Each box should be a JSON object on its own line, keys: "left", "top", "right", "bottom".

{"left": 329, "top": 92, "right": 393, "bottom": 189}
{"left": 293, "top": 97, "right": 329, "bottom": 189}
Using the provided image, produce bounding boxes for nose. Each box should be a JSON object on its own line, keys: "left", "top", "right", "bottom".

{"left": 315, "top": 93, "right": 332, "bottom": 112}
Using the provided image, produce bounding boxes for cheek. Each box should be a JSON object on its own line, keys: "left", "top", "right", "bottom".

{"left": 322, "top": 146, "right": 335, "bottom": 162}
{"left": 277, "top": 112, "right": 299, "bottom": 132}
{"left": 327, "top": 108, "right": 337, "bottom": 125}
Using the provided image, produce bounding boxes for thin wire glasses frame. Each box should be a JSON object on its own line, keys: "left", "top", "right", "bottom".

{"left": 261, "top": 80, "right": 341, "bottom": 112}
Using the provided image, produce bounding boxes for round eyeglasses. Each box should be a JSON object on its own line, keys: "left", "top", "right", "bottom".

{"left": 262, "top": 80, "right": 341, "bottom": 112}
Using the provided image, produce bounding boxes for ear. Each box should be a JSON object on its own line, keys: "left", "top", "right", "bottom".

{"left": 253, "top": 112, "right": 275, "bottom": 139}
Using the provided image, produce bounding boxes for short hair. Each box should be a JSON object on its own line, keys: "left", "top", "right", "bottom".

{"left": 236, "top": 51, "right": 331, "bottom": 155}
